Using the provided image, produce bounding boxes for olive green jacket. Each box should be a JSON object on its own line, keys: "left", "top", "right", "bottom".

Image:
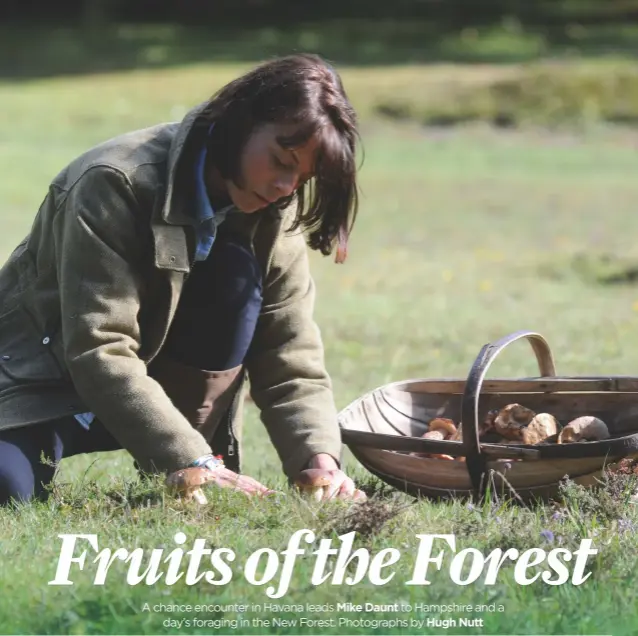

{"left": 0, "top": 102, "right": 342, "bottom": 477}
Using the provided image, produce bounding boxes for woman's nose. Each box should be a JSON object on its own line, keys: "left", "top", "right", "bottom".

{"left": 272, "top": 173, "right": 297, "bottom": 197}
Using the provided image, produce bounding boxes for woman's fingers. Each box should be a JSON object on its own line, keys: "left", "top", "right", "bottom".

{"left": 293, "top": 468, "right": 365, "bottom": 502}
{"left": 351, "top": 488, "right": 367, "bottom": 502}
{"left": 324, "top": 472, "right": 346, "bottom": 499}
{"left": 212, "top": 468, "right": 272, "bottom": 496}
{"left": 334, "top": 475, "right": 355, "bottom": 499}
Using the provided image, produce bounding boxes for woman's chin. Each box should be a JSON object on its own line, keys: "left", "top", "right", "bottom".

{"left": 230, "top": 191, "right": 268, "bottom": 214}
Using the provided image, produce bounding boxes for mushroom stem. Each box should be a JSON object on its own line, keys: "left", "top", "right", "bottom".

{"left": 191, "top": 489, "right": 208, "bottom": 505}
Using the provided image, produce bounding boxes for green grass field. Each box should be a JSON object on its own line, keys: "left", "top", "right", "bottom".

{"left": 2, "top": 57, "right": 638, "bottom": 635}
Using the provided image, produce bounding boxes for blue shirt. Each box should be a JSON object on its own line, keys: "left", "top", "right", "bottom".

{"left": 192, "top": 140, "right": 233, "bottom": 261}
{"left": 75, "top": 141, "right": 229, "bottom": 430}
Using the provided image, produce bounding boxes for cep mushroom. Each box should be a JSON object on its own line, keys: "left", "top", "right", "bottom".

{"left": 479, "top": 409, "right": 499, "bottom": 438}
{"left": 165, "top": 467, "right": 219, "bottom": 505}
{"left": 412, "top": 418, "right": 458, "bottom": 460}
{"left": 428, "top": 418, "right": 458, "bottom": 439}
{"left": 412, "top": 428, "right": 446, "bottom": 458}
{"left": 294, "top": 469, "right": 333, "bottom": 501}
{"left": 493, "top": 404, "right": 536, "bottom": 440}
{"left": 522, "top": 413, "right": 560, "bottom": 445}
{"left": 558, "top": 416, "right": 610, "bottom": 444}
{"left": 295, "top": 470, "right": 367, "bottom": 501}
{"left": 422, "top": 429, "right": 446, "bottom": 441}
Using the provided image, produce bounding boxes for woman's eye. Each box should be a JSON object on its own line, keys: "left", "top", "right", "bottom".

{"left": 272, "top": 153, "right": 286, "bottom": 168}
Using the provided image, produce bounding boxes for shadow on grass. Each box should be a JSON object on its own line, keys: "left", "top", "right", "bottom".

{"left": 1, "top": 18, "right": 638, "bottom": 80}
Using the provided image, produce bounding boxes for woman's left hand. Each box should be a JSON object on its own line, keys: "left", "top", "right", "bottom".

{"left": 294, "top": 453, "right": 367, "bottom": 501}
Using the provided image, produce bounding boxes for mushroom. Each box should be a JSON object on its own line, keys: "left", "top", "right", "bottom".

{"left": 294, "top": 469, "right": 367, "bottom": 501}
{"left": 558, "top": 416, "right": 610, "bottom": 444}
{"left": 452, "top": 409, "right": 500, "bottom": 443}
{"left": 521, "top": 413, "right": 560, "bottom": 445}
{"left": 480, "top": 409, "right": 499, "bottom": 437}
{"left": 294, "top": 469, "right": 332, "bottom": 501}
{"left": 411, "top": 429, "right": 445, "bottom": 458}
{"left": 411, "top": 419, "right": 458, "bottom": 459}
{"left": 165, "top": 467, "right": 218, "bottom": 505}
{"left": 493, "top": 404, "right": 536, "bottom": 440}
{"left": 428, "top": 418, "right": 458, "bottom": 439}
{"left": 422, "top": 430, "right": 446, "bottom": 441}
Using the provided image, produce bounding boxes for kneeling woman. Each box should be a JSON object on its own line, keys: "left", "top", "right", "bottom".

{"left": 0, "top": 53, "right": 365, "bottom": 504}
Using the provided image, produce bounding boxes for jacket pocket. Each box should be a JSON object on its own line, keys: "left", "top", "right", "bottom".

{"left": 0, "top": 306, "right": 64, "bottom": 384}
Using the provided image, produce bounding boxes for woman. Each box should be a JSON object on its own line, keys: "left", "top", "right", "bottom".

{"left": 0, "top": 53, "right": 365, "bottom": 504}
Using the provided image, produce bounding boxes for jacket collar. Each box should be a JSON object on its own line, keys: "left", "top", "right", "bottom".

{"left": 162, "top": 100, "right": 209, "bottom": 227}
{"left": 151, "top": 101, "right": 208, "bottom": 271}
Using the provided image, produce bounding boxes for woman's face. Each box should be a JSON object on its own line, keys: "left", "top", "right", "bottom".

{"left": 224, "top": 123, "right": 318, "bottom": 213}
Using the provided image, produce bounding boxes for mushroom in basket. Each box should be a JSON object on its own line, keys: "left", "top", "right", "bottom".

{"left": 413, "top": 418, "right": 458, "bottom": 460}
{"left": 558, "top": 416, "right": 610, "bottom": 444}
{"left": 493, "top": 404, "right": 536, "bottom": 440}
{"left": 521, "top": 413, "right": 560, "bottom": 444}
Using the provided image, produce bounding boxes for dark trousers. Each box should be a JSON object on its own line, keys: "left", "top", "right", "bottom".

{"left": 0, "top": 231, "right": 263, "bottom": 505}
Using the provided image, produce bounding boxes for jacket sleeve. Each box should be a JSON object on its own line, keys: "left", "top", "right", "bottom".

{"left": 245, "top": 217, "right": 343, "bottom": 480}
{"left": 54, "top": 166, "right": 212, "bottom": 473}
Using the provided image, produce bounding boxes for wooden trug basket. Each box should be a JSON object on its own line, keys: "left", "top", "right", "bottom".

{"left": 338, "top": 331, "right": 638, "bottom": 501}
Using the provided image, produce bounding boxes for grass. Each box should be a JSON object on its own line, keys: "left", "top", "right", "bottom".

{"left": 376, "top": 60, "right": 638, "bottom": 129}
{"left": 2, "top": 56, "right": 638, "bottom": 634}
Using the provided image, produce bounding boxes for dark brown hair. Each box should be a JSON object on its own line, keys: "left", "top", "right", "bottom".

{"left": 202, "top": 53, "right": 359, "bottom": 261}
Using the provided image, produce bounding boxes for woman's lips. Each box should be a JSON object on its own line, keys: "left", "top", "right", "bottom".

{"left": 254, "top": 192, "right": 272, "bottom": 205}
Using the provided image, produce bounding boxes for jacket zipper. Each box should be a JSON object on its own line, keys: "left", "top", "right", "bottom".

{"left": 147, "top": 229, "right": 198, "bottom": 365}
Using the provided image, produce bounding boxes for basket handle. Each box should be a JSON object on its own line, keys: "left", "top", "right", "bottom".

{"left": 460, "top": 330, "right": 557, "bottom": 498}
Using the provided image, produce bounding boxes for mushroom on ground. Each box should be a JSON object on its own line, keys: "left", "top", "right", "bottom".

{"left": 493, "top": 404, "right": 536, "bottom": 440}
{"left": 558, "top": 416, "right": 610, "bottom": 444}
{"left": 294, "top": 469, "right": 367, "bottom": 501}
{"left": 294, "top": 469, "right": 333, "bottom": 501}
{"left": 165, "top": 467, "right": 218, "bottom": 505}
{"left": 522, "top": 413, "right": 560, "bottom": 445}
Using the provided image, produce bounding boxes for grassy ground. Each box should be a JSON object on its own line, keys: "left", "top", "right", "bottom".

{"left": 2, "top": 57, "right": 638, "bottom": 635}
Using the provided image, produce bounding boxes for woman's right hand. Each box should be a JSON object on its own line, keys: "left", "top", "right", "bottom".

{"left": 206, "top": 466, "right": 276, "bottom": 497}
{"left": 166, "top": 465, "right": 276, "bottom": 504}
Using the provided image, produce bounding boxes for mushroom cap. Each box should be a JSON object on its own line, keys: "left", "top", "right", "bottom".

{"left": 166, "top": 467, "right": 218, "bottom": 491}
{"left": 476, "top": 410, "right": 499, "bottom": 438}
{"left": 294, "top": 469, "right": 333, "bottom": 489}
{"left": 428, "top": 418, "right": 458, "bottom": 438}
{"left": 422, "top": 430, "right": 446, "bottom": 441}
{"left": 558, "top": 416, "right": 610, "bottom": 443}
{"left": 494, "top": 404, "right": 536, "bottom": 440}
{"left": 522, "top": 413, "right": 560, "bottom": 445}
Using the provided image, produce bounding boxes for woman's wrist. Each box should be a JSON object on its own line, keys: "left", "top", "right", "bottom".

{"left": 304, "top": 453, "right": 340, "bottom": 471}
{"left": 191, "top": 454, "right": 225, "bottom": 471}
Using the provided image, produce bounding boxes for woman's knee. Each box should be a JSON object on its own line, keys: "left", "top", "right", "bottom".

{"left": 0, "top": 426, "right": 59, "bottom": 506}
